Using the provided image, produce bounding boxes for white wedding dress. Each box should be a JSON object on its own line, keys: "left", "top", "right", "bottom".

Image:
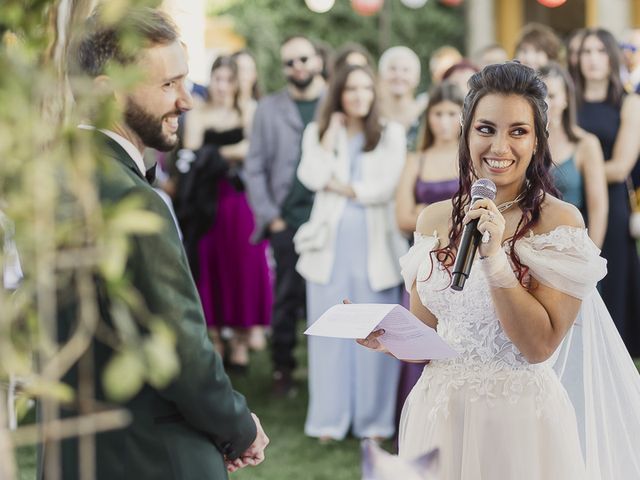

{"left": 398, "top": 225, "right": 640, "bottom": 479}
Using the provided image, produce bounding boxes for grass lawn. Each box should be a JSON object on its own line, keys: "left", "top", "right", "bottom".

{"left": 15, "top": 345, "right": 640, "bottom": 479}
{"left": 15, "top": 336, "right": 366, "bottom": 480}
{"left": 227, "top": 343, "right": 364, "bottom": 480}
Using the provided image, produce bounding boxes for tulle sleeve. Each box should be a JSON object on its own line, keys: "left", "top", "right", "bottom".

{"left": 399, "top": 232, "right": 439, "bottom": 293}
{"left": 523, "top": 228, "right": 640, "bottom": 478}
{"left": 514, "top": 225, "right": 607, "bottom": 299}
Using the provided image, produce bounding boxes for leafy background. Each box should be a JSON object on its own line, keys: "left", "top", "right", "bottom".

{"left": 211, "top": 0, "right": 465, "bottom": 93}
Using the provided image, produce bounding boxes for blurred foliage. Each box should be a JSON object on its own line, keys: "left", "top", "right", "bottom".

{"left": 214, "top": 0, "right": 465, "bottom": 93}
{"left": 0, "top": 1, "right": 183, "bottom": 476}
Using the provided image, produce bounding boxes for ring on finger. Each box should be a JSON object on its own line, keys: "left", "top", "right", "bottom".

{"left": 487, "top": 212, "right": 496, "bottom": 222}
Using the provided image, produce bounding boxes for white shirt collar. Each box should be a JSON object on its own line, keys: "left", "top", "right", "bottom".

{"left": 78, "top": 124, "right": 146, "bottom": 176}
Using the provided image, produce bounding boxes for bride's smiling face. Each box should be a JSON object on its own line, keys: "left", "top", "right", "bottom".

{"left": 468, "top": 93, "right": 537, "bottom": 190}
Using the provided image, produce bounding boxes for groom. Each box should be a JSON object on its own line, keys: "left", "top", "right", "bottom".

{"left": 50, "top": 7, "right": 268, "bottom": 480}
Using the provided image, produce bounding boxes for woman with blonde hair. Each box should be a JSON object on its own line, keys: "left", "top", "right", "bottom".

{"left": 378, "top": 46, "right": 427, "bottom": 151}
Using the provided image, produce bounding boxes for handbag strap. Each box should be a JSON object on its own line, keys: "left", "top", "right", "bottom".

{"left": 626, "top": 177, "right": 640, "bottom": 213}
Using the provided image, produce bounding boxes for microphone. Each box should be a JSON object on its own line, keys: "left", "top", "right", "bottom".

{"left": 451, "top": 178, "right": 497, "bottom": 291}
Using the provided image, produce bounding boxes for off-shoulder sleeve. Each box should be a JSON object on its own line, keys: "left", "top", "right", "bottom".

{"left": 399, "top": 232, "right": 439, "bottom": 293}
{"left": 514, "top": 226, "right": 607, "bottom": 300}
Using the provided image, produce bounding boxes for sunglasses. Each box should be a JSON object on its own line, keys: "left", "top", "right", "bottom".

{"left": 283, "top": 56, "right": 310, "bottom": 68}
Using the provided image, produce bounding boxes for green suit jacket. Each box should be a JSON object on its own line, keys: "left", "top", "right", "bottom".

{"left": 48, "top": 134, "right": 256, "bottom": 480}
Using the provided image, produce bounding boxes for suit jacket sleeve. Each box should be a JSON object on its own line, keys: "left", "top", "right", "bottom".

{"left": 244, "top": 100, "right": 280, "bottom": 234}
{"left": 129, "top": 185, "right": 257, "bottom": 460}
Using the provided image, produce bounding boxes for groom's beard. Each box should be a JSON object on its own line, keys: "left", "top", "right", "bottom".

{"left": 125, "top": 97, "right": 180, "bottom": 152}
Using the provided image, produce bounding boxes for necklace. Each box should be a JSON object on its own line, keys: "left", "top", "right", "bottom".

{"left": 496, "top": 191, "right": 525, "bottom": 213}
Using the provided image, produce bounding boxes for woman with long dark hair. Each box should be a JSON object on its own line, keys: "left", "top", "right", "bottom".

{"left": 296, "top": 64, "right": 406, "bottom": 442}
{"left": 574, "top": 28, "right": 640, "bottom": 356}
{"left": 359, "top": 62, "right": 640, "bottom": 478}
{"left": 231, "top": 49, "right": 260, "bottom": 115}
{"left": 395, "top": 81, "right": 464, "bottom": 236}
{"left": 181, "top": 56, "right": 272, "bottom": 369}
{"left": 539, "top": 62, "right": 608, "bottom": 247}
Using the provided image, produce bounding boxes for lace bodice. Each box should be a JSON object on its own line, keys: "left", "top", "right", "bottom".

{"left": 400, "top": 225, "right": 607, "bottom": 417}
{"left": 417, "top": 243, "right": 529, "bottom": 366}
{"left": 402, "top": 226, "right": 606, "bottom": 368}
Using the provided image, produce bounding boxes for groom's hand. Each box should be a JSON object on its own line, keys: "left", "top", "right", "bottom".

{"left": 226, "top": 413, "right": 269, "bottom": 473}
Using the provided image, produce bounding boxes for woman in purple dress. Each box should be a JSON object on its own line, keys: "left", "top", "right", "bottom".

{"left": 394, "top": 81, "right": 465, "bottom": 426}
{"left": 182, "top": 56, "right": 272, "bottom": 369}
{"left": 396, "top": 81, "right": 464, "bottom": 235}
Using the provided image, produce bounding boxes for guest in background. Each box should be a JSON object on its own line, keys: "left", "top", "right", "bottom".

{"left": 395, "top": 81, "right": 464, "bottom": 237}
{"left": 332, "top": 42, "right": 374, "bottom": 77}
{"left": 575, "top": 28, "right": 640, "bottom": 356}
{"left": 566, "top": 28, "right": 586, "bottom": 79}
{"left": 429, "top": 45, "right": 462, "bottom": 84}
{"left": 181, "top": 56, "right": 272, "bottom": 369}
{"left": 474, "top": 43, "right": 509, "bottom": 70}
{"left": 296, "top": 64, "right": 406, "bottom": 442}
{"left": 540, "top": 63, "right": 608, "bottom": 248}
{"left": 393, "top": 81, "right": 464, "bottom": 428}
{"left": 441, "top": 59, "right": 479, "bottom": 95}
{"left": 315, "top": 39, "right": 334, "bottom": 81}
{"left": 515, "top": 22, "right": 563, "bottom": 71}
{"left": 244, "top": 35, "right": 325, "bottom": 395}
{"left": 232, "top": 49, "right": 261, "bottom": 111}
{"left": 620, "top": 29, "right": 640, "bottom": 92}
{"left": 378, "top": 46, "right": 427, "bottom": 151}
{"left": 230, "top": 48, "right": 268, "bottom": 351}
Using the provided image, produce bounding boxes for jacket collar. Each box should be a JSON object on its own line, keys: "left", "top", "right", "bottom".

{"left": 79, "top": 125, "right": 146, "bottom": 180}
{"left": 276, "top": 88, "right": 326, "bottom": 132}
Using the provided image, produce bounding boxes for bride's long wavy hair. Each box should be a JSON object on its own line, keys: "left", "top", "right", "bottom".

{"left": 433, "top": 62, "right": 559, "bottom": 285}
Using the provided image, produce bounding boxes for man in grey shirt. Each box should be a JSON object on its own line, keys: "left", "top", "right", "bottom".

{"left": 245, "top": 35, "right": 325, "bottom": 395}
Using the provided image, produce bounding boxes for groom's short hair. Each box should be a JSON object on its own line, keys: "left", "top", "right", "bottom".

{"left": 70, "top": 6, "right": 179, "bottom": 78}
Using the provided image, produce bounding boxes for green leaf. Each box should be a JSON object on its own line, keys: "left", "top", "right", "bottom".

{"left": 108, "top": 209, "right": 164, "bottom": 236}
{"left": 99, "top": 236, "right": 129, "bottom": 280}
{"left": 103, "top": 349, "right": 145, "bottom": 402}
{"left": 102, "top": 0, "right": 131, "bottom": 25}
{"left": 15, "top": 396, "right": 34, "bottom": 421}
{"left": 143, "top": 322, "right": 179, "bottom": 388}
{"left": 23, "top": 380, "right": 75, "bottom": 403}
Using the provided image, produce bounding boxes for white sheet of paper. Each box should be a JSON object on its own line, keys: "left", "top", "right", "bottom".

{"left": 304, "top": 303, "right": 459, "bottom": 361}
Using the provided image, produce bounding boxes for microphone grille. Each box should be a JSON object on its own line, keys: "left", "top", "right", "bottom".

{"left": 470, "top": 178, "right": 497, "bottom": 201}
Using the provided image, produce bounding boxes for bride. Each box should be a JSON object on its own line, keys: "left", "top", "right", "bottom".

{"left": 359, "top": 61, "right": 640, "bottom": 479}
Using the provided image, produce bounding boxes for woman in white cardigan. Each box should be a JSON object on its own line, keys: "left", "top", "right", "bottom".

{"left": 295, "top": 64, "right": 407, "bottom": 442}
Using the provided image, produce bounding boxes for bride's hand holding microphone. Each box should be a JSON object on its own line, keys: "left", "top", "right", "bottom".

{"left": 463, "top": 198, "right": 505, "bottom": 258}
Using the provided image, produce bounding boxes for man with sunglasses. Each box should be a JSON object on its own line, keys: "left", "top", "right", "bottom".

{"left": 245, "top": 35, "right": 324, "bottom": 396}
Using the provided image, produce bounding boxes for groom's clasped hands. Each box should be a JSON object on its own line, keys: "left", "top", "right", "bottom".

{"left": 225, "top": 413, "right": 270, "bottom": 473}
